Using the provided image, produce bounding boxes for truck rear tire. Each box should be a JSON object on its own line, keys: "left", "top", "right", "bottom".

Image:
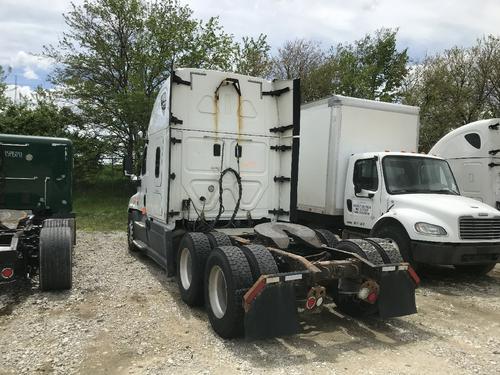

{"left": 204, "top": 246, "right": 253, "bottom": 338}
{"left": 44, "top": 218, "right": 76, "bottom": 246}
{"left": 370, "top": 225, "right": 415, "bottom": 268}
{"left": 455, "top": 263, "right": 496, "bottom": 275}
{"left": 39, "top": 226, "right": 73, "bottom": 291}
{"left": 177, "top": 232, "right": 211, "bottom": 306}
{"left": 206, "top": 231, "right": 232, "bottom": 249}
{"left": 315, "top": 229, "right": 340, "bottom": 247}
{"left": 365, "top": 238, "right": 404, "bottom": 264}
{"left": 240, "top": 244, "right": 278, "bottom": 281}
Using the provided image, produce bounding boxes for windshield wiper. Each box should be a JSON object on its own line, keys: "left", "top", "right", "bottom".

{"left": 431, "top": 189, "right": 459, "bottom": 195}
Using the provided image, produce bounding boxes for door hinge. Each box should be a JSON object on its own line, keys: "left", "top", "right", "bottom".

{"left": 168, "top": 210, "right": 180, "bottom": 217}
{"left": 489, "top": 123, "right": 499, "bottom": 130}
{"left": 268, "top": 208, "right": 289, "bottom": 216}
{"left": 170, "top": 115, "right": 183, "bottom": 125}
{"left": 489, "top": 149, "right": 500, "bottom": 155}
{"left": 270, "top": 145, "right": 292, "bottom": 152}
{"left": 262, "top": 87, "right": 290, "bottom": 97}
{"left": 273, "top": 176, "right": 291, "bottom": 183}
{"left": 270, "top": 124, "right": 294, "bottom": 133}
{"left": 170, "top": 173, "right": 176, "bottom": 180}
{"left": 170, "top": 137, "right": 182, "bottom": 144}
{"left": 488, "top": 162, "right": 500, "bottom": 168}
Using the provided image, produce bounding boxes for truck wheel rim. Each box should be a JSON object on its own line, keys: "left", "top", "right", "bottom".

{"left": 179, "top": 247, "right": 192, "bottom": 290}
{"left": 208, "top": 265, "right": 228, "bottom": 319}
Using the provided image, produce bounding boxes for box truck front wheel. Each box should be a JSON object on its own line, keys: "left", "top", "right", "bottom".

{"left": 127, "top": 216, "right": 138, "bottom": 252}
{"left": 455, "top": 263, "right": 496, "bottom": 275}
{"left": 204, "top": 246, "right": 253, "bottom": 338}
{"left": 39, "top": 226, "right": 73, "bottom": 291}
{"left": 176, "top": 233, "right": 211, "bottom": 306}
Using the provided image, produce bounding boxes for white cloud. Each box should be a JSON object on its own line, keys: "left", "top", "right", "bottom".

{"left": 22, "top": 67, "right": 39, "bottom": 80}
{"left": 4, "top": 84, "right": 35, "bottom": 102}
{"left": 10, "top": 51, "right": 53, "bottom": 72}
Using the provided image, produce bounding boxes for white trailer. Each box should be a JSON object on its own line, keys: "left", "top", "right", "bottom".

{"left": 298, "top": 96, "right": 500, "bottom": 275}
{"left": 430, "top": 118, "right": 500, "bottom": 210}
{"left": 124, "top": 69, "right": 418, "bottom": 339}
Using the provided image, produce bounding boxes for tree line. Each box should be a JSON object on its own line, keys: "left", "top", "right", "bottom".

{"left": 0, "top": 0, "right": 499, "bottom": 183}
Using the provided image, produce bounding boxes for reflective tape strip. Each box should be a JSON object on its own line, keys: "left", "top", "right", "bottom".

{"left": 382, "top": 266, "right": 396, "bottom": 272}
{"left": 266, "top": 276, "right": 280, "bottom": 284}
{"left": 398, "top": 265, "right": 408, "bottom": 270}
{"left": 284, "top": 274, "right": 302, "bottom": 281}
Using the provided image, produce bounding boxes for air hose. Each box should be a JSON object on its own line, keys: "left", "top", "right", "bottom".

{"left": 206, "top": 167, "right": 242, "bottom": 230}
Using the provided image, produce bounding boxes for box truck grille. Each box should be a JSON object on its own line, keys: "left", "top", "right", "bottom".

{"left": 459, "top": 216, "right": 500, "bottom": 240}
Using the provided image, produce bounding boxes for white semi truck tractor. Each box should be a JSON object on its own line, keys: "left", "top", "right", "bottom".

{"left": 297, "top": 96, "right": 500, "bottom": 275}
{"left": 124, "top": 68, "right": 419, "bottom": 339}
{"left": 430, "top": 118, "right": 500, "bottom": 210}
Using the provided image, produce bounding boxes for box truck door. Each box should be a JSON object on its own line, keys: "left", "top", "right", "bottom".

{"left": 344, "top": 157, "right": 382, "bottom": 229}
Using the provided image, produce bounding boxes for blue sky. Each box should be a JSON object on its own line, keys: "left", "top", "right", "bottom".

{"left": 1, "top": 0, "right": 500, "bottom": 96}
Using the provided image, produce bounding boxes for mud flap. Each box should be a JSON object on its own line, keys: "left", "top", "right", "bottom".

{"left": 244, "top": 283, "right": 300, "bottom": 339}
{"left": 377, "top": 271, "right": 417, "bottom": 318}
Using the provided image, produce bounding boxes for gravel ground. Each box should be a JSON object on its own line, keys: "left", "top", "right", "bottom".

{"left": 1, "top": 231, "right": 499, "bottom": 375}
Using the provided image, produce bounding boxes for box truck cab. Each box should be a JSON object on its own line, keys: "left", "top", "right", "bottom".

{"left": 298, "top": 96, "right": 500, "bottom": 274}
{"left": 430, "top": 118, "right": 500, "bottom": 210}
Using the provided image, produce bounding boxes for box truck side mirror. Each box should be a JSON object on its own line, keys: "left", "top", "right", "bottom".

{"left": 123, "top": 155, "right": 134, "bottom": 176}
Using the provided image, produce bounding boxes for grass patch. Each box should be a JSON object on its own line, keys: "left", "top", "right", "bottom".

{"left": 73, "top": 168, "right": 134, "bottom": 232}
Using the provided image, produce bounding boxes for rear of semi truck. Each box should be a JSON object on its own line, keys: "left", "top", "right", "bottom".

{"left": 298, "top": 96, "right": 500, "bottom": 275}
{"left": 125, "top": 69, "right": 418, "bottom": 339}
{"left": 0, "top": 134, "right": 75, "bottom": 290}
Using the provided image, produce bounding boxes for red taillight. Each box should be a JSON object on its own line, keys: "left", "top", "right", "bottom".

{"left": 1, "top": 267, "right": 14, "bottom": 279}
{"left": 305, "top": 296, "right": 316, "bottom": 310}
{"left": 367, "top": 292, "right": 378, "bottom": 304}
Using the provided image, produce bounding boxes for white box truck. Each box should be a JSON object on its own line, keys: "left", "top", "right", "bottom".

{"left": 124, "top": 69, "right": 418, "bottom": 339}
{"left": 297, "top": 96, "right": 500, "bottom": 275}
{"left": 430, "top": 118, "right": 500, "bottom": 210}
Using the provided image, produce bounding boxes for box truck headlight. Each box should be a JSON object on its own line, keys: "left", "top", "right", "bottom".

{"left": 414, "top": 222, "right": 447, "bottom": 236}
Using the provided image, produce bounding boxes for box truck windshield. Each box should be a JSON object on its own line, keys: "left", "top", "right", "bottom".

{"left": 382, "top": 156, "right": 459, "bottom": 195}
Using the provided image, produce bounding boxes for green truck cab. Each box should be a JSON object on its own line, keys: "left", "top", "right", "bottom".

{"left": 0, "top": 134, "right": 75, "bottom": 290}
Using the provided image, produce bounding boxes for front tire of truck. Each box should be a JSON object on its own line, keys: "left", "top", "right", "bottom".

{"left": 205, "top": 246, "right": 253, "bottom": 338}
{"left": 127, "top": 216, "right": 138, "bottom": 253}
{"left": 455, "top": 263, "right": 496, "bottom": 275}
{"left": 177, "top": 232, "right": 211, "bottom": 306}
{"left": 370, "top": 224, "right": 416, "bottom": 269}
{"left": 39, "top": 226, "right": 73, "bottom": 291}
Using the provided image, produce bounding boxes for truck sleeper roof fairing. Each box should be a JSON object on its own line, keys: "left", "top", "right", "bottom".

{"left": 144, "top": 69, "right": 300, "bottom": 225}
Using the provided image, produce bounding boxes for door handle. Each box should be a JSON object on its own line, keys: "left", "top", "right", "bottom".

{"left": 346, "top": 199, "right": 352, "bottom": 212}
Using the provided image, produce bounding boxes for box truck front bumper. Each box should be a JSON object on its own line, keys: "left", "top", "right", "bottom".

{"left": 412, "top": 241, "right": 500, "bottom": 265}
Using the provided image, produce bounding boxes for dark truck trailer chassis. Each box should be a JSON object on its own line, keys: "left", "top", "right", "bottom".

{"left": 128, "top": 218, "right": 419, "bottom": 339}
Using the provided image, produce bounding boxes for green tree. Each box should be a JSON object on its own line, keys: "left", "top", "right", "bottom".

{"left": 305, "top": 29, "right": 408, "bottom": 103}
{"left": 0, "top": 65, "right": 8, "bottom": 110}
{"left": 403, "top": 35, "right": 500, "bottom": 151}
{"left": 45, "top": 0, "right": 237, "bottom": 166}
{"left": 234, "top": 34, "right": 272, "bottom": 77}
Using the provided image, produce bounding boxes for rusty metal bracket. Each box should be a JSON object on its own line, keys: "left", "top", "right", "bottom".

{"left": 263, "top": 87, "right": 290, "bottom": 97}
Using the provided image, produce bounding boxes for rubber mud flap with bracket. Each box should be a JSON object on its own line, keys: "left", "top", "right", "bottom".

{"left": 377, "top": 270, "right": 417, "bottom": 319}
